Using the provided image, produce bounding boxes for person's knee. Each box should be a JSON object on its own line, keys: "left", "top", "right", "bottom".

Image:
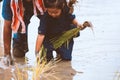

{"left": 12, "top": 33, "right": 28, "bottom": 58}
{"left": 13, "top": 48, "right": 26, "bottom": 58}
{"left": 61, "top": 54, "right": 72, "bottom": 61}
{"left": 62, "top": 57, "right": 72, "bottom": 61}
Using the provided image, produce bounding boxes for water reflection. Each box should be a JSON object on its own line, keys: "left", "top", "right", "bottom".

{"left": 0, "top": 57, "right": 77, "bottom": 80}
{"left": 42, "top": 61, "right": 77, "bottom": 80}
{"left": 0, "top": 67, "right": 12, "bottom": 80}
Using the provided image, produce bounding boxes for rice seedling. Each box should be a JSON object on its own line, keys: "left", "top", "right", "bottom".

{"left": 12, "top": 45, "right": 61, "bottom": 80}
{"left": 50, "top": 28, "right": 80, "bottom": 49}
{"left": 50, "top": 23, "right": 93, "bottom": 49}
{"left": 12, "top": 64, "right": 28, "bottom": 80}
{"left": 32, "top": 46, "right": 61, "bottom": 80}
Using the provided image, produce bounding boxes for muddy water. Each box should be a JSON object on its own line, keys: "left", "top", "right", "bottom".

{"left": 0, "top": 0, "right": 120, "bottom": 80}
{"left": 0, "top": 3, "right": 3, "bottom": 57}
{"left": 72, "top": 0, "right": 120, "bottom": 80}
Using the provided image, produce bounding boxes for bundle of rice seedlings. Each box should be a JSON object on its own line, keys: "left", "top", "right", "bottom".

{"left": 50, "top": 28, "right": 80, "bottom": 49}
{"left": 50, "top": 22, "right": 94, "bottom": 49}
{"left": 12, "top": 64, "right": 28, "bottom": 80}
{"left": 36, "top": 45, "right": 47, "bottom": 63}
{"left": 32, "top": 46, "right": 61, "bottom": 80}
{"left": 32, "top": 60, "right": 61, "bottom": 80}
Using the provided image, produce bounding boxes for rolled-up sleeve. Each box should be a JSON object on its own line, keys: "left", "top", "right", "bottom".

{"left": 2, "top": 0, "right": 12, "bottom": 21}
{"left": 38, "top": 15, "right": 46, "bottom": 35}
{"left": 68, "top": 14, "right": 76, "bottom": 23}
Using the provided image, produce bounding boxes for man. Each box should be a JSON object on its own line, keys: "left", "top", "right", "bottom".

{"left": 2, "top": 0, "right": 34, "bottom": 65}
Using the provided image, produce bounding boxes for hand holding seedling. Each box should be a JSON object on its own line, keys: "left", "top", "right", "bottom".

{"left": 78, "top": 21, "right": 93, "bottom": 30}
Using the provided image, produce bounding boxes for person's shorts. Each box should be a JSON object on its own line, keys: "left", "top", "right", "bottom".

{"left": 2, "top": 0, "right": 12, "bottom": 20}
{"left": 12, "top": 33, "right": 28, "bottom": 58}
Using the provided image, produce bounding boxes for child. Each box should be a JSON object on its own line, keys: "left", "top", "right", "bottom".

{"left": 35, "top": 0, "right": 92, "bottom": 61}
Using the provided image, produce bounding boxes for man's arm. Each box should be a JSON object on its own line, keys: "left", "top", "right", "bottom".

{"left": 3, "top": 20, "right": 12, "bottom": 55}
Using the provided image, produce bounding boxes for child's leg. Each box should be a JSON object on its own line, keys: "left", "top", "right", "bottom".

{"left": 43, "top": 41, "right": 54, "bottom": 62}
{"left": 56, "top": 39, "right": 74, "bottom": 61}
{"left": 46, "top": 50, "right": 53, "bottom": 62}
{"left": 12, "top": 33, "right": 28, "bottom": 58}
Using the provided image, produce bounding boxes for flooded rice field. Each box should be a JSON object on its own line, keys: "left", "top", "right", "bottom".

{"left": 0, "top": 0, "right": 120, "bottom": 80}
